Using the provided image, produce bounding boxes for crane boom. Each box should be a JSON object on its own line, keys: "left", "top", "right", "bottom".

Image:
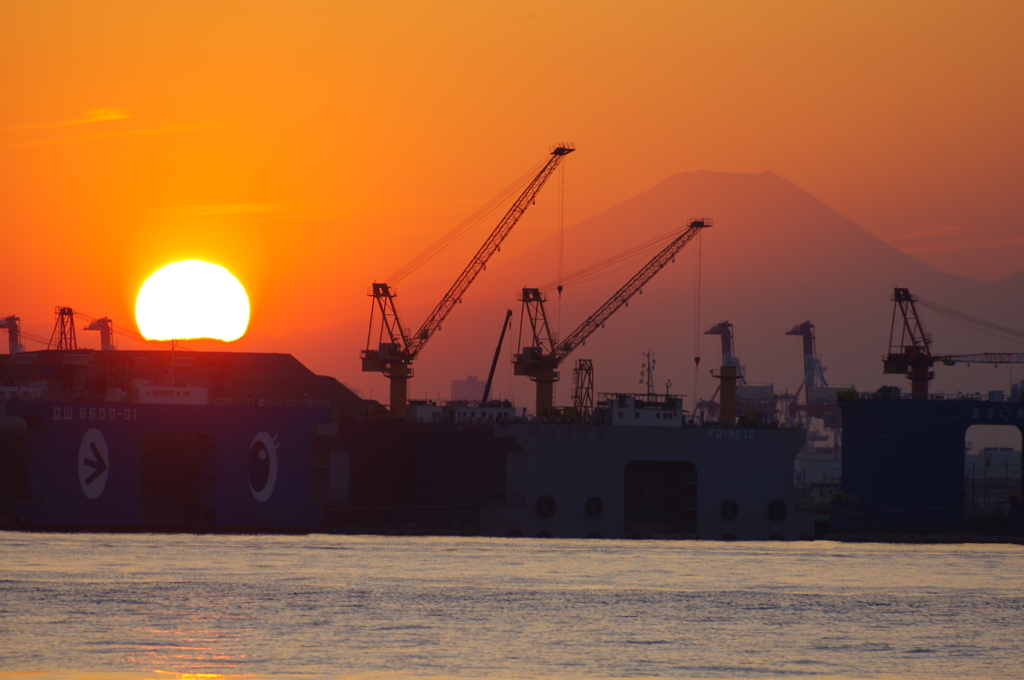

{"left": 514, "top": 218, "right": 711, "bottom": 416}
{"left": 481, "top": 309, "right": 513, "bottom": 404}
{"left": 361, "top": 144, "right": 575, "bottom": 418}
{"left": 937, "top": 353, "right": 1024, "bottom": 365}
{"left": 407, "top": 145, "right": 575, "bottom": 357}
{"left": 553, "top": 219, "right": 710, "bottom": 361}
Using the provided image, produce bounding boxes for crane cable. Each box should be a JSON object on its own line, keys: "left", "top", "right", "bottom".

{"left": 553, "top": 158, "right": 570, "bottom": 409}
{"left": 386, "top": 158, "right": 547, "bottom": 285}
{"left": 916, "top": 296, "right": 1024, "bottom": 347}
{"left": 537, "top": 227, "right": 683, "bottom": 293}
{"left": 556, "top": 157, "right": 566, "bottom": 337}
{"left": 11, "top": 329, "right": 50, "bottom": 349}
{"left": 692, "top": 230, "right": 703, "bottom": 419}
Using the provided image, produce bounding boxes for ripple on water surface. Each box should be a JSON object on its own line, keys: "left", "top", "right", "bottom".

{"left": 0, "top": 534, "right": 1022, "bottom": 679}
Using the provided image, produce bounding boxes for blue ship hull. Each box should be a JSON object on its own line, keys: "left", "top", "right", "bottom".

{"left": 831, "top": 397, "right": 1024, "bottom": 539}
{"left": 3, "top": 400, "right": 330, "bottom": 531}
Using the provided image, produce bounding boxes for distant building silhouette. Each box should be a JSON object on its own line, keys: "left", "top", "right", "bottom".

{"left": 451, "top": 375, "right": 483, "bottom": 402}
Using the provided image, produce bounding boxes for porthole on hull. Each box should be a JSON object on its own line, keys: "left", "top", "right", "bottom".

{"left": 536, "top": 495, "right": 557, "bottom": 519}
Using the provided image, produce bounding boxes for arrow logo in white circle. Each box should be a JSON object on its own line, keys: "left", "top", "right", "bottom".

{"left": 248, "top": 431, "right": 278, "bottom": 502}
{"left": 78, "top": 428, "right": 109, "bottom": 499}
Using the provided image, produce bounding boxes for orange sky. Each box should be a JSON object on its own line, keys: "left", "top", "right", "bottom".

{"left": 2, "top": 2, "right": 1022, "bottom": 373}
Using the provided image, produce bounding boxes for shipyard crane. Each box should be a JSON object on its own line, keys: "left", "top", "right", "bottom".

{"left": 786, "top": 322, "right": 827, "bottom": 394}
{"left": 48, "top": 307, "right": 77, "bottom": 351}
{"left": 696, "top": 321, "right": 741, "bottom": 418}
{"left": 884, "top": 287, "right": 1024, "bottom": 398}
{"left": 0, "top": 316, "right": 24, "bottom": 354}
{"left": 514, "top": 218, "right": 712, "bottom": 416}
{"left": 786, "top": 321, "right": 845, "bottom": 431}
{"left": 84, "top": 317, "right": 115, "bottom": 351}
{"left": 701, "top": 321, "right": 780, "bottom": 423}
{"left": 705, "top": 321, "right": 747, "bottom": 385}
{"left": 362, "top": 144, "right": 575, "bottom": 417}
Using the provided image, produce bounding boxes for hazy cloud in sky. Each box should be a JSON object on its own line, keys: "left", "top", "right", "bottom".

{"left": 5, "top": 121, "right": 226, "bottom": 148}
{"left": 7, "top": 108, "right": 131, "bottom": 130}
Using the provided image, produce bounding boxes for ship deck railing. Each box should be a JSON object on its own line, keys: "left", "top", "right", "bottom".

{"left": 849, "top": 391, "right": 1022, "bottom": 402}
{"left": 213, "top": 397, "right": 331, "bottom": 408}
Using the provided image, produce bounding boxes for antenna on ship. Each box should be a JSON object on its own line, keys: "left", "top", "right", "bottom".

{"left": 641, "top": 350, "right": 656, "bottom": 397}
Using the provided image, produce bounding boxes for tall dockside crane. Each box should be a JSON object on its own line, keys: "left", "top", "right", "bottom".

{"left": 514, "top": 218, "right": 711, "bottom": 416}
{"left": 786, "top": 320, "right": 845, "bottom": 437}
{"left": 48, "top": 307, "right": 77, "bottom": 351}
{"left": 705, "top": 321, "right": 744, "bottom": 382}
{"left": 884, "top": 287, "right": 1024, "bottom": 398}
{"left": 0, "top": 316, "right": 24, "bottom": 354}
{"left": 704, "top": 321, "right": 747, "bottom": 409}
{"left": 361, "top": 145, "right": 575, "bottom": 417}
{"left": 786, "top": 321, "right": 827, "bottom": 395}
{"left": 84, "top": 317, "right": 116, "bottom": 351}
{"left": 698, "top": 321, "right": 742, "bottom": 419}
{"left": 701, "top": 321, "right": 777, "bottom": 423}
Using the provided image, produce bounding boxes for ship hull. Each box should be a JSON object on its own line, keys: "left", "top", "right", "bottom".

{"left": 2, "top": 400, "right": 330, "bottom": 531}
{"left": 3, "top": 401, "right": 808, "bottom": 539}
{"left": 830, "top": 397, "right": 1024, "bottom": 540}
{"left": 483, "top": 422, "right": 809, "bottom": 540}
{"left": 324, "top": 420, "right": 810, "bottom": 540}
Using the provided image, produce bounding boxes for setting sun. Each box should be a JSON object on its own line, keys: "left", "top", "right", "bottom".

{"left": 135, "top": 260, "right": 250, "bottom": 341}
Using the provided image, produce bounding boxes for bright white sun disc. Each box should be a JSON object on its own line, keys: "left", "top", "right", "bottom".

{"left": 136, "top": 260, "right": 250, "bottom": 341}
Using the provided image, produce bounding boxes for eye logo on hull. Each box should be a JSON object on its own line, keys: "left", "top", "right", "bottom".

{"left": 248, "top": 432, "right": 278, "bottom": 502}
{"left": 78, "top": 428, "right": 109, "bottom": 499}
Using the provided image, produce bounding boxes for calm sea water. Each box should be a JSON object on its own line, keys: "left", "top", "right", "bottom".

{"left": 0, "top": 533, "right": 1022, "bottom": 680}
